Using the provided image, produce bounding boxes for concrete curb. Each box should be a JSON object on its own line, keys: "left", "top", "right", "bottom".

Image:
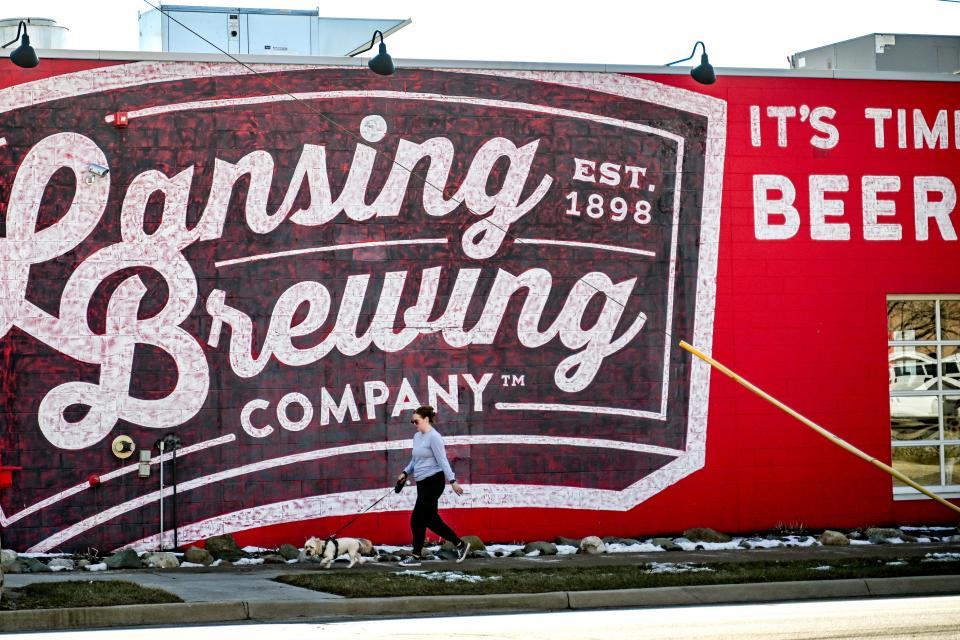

{"left": 2, "top": 576, "right": 958, "bottom": 632}
{"left": 246, "top": 591, "right": 570, "bottom": 620}
{"left": 0, "top": 601, "right": 247, "bottom": 633}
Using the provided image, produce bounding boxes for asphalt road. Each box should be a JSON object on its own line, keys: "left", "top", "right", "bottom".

{"left": 11, "top": 595, "right": 960, "bottom": 639}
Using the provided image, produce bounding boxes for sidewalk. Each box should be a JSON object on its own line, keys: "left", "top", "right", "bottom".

{"left": 3, "top": 542, "right": 959, "bottom": 632}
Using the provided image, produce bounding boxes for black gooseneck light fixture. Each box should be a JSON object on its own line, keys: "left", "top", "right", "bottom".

{"left": 2, "top": 20, "right": 39, "bottom": 69}
{"left": 666, "top": 41, "right": 715, "bottom": 85}
{"left": 356, "top": 30, "right": 395, "bottom": 76}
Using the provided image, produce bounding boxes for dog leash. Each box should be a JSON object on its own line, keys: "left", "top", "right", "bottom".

{"left": 328, "top": 488, "right": 395, "bottom": 538}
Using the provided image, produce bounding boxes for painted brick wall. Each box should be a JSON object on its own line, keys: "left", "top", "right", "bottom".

{"left": 0, "top": 59, "right": 956, "bottom": 552}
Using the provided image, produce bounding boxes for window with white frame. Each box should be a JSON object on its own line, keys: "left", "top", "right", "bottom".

{"left": 887, "top": 297, "right": 960, "bottom": 496}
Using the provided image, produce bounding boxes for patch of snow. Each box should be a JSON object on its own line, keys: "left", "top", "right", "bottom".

{"left": 85, "top": 563, "right": 107, "bottom": 572}
{"left": 901, "top": 526, "right": 956, "bottom": 531}
{"left": 922, "top": 552, "right": 960, "bottom": 562}
{"left": 886, "top": 561, "right": 908, "bottom": 566}
{"left": 375, "top": 545, "right": 410, "bottom": 554}
{"left": 742, "top": 538, "right": 784, "bottom": 549}
{"left": 48, "top": 565, "right": 68, "bottom": 572}
{"left": 211, "top": 559, "right": 224, "bottom": 567}
{"left": 232, "top": 557, "right": 264, "bottom": 566}
{"left": 783, "top": 536, "right": 819, "bottom": 547}
{"left": 556, "top": 545, "right": 580, "bottom": 555}
{"left": 525, "top": 549, "right": 540, "bottom": 557}
{"left": 179, "top": 562, "right": 206, "bottom": 568}
{"left": 241, "top": 546, "right": 271, "bottom": 553}
{"left": 849, "top": 539, "right": 872, "bottom": 545}
{"left": 286, "top": 558, "right": 299, "bottom": 564}
{"left": 811, "top": 565, "right": 833, "bottom": 571}
{"left": 674, "top": 538, "right": 743, "bottom": 551}
{"left": 484, "top": 544, "right": 523, "bottom": 555}
{"left": 886, "top": 537, "right": 905, "bottom": 544}
{"left": 644, "top": 562, "right": 713, "bottom": 574}
{"left": 395, "top": 570, "right": 500, "bottom": 583}
{"left": 916, "top": 537, "right": 931, "bottom": 543}
{"left": 606, "top": 542, "right": 664, "bottom": 553}
{"left": 18, "top": 552, "right": 70, "bottom": 558}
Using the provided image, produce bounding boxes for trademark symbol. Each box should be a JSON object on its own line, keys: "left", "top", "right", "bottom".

{"left": 500, "top": 374, "right": 525, "bottom": 387}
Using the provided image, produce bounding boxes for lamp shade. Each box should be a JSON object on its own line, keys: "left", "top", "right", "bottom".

{"left": 691, "top": 52, "right": 715, "bottom": 85}
{"left": 368, "top": 41, "right": 395, "bottom": 76}
{"left": 10, "top": 33, "right": 39, "bottom": 68}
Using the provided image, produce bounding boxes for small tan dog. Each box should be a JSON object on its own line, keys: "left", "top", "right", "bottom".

{"left": 303, "top": 536, "right": 369, "bottom": 569}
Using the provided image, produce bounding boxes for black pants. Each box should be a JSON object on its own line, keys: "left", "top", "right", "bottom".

{"left": 411, "top": 472, "right": 462, "bottom": 556}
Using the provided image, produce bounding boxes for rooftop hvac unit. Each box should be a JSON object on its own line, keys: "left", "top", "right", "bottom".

{"left": 139, "top": 4, "right": 409, "bottom": 57}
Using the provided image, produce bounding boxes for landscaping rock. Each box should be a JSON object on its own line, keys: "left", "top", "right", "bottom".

{"left": 76, "top": 559, "right": 91, "bottom": 570}
{"left": 183, "top": 546, "right": 214, "bottom": 566}
{"left": 261, "top": 554, "right": 287, "bottom": 565}
{"left": 652, "top": 537, "right": 682, "bottom": 551}
{"left": 3, "top": 559, "right": 25, "bottom": 574}
{"left": 578, "top": 536, "right": 606, "bottom": 554}
{"left": 442, "top": 535, "right": 486, "bottom": 552}
{"left": 462, "top": 535, "right": 486, "bottom": 551}
{"left": 509, "top": 549, "right": 525, "bottom": 557}
{"left": 555, "top": 536, "right": 581, "bottom": 547}
{"left": 142, "top": 552, "right": 180, "bottom": 569}
{"left": 48, "top": 558, "right": 76, "bottom": 571}
{"left": 683, "top": 528, "right": 732, "bottom": 543}
{"left": 104, "top": 549, "right": 142, "bottom": 569}
{"left": 204, "top": 534, "right": 244, "bottom": 561}
{"left": 437, "top": 548, "right": 459, "bottom": 561}
{"left": 18, "top": 557, "right": 52, "bottom": 573}
{"left": 0, "top": 549, "right": 17, "bottom": 569}
{"left": 819, "top": 530, "right": 850, "bottom": 546}
{"left": 902, "top": 534, "right": 919, "bottom": 543}
{"left": 469, "top": 550, "right": 488, "bottom": 559}
{"left": 865, "top": 527, "right": 903, "bottom": 543}
{"left": 522, "top": 541, "right": 558, "bottom": 556}
{"left": 278, "top": 544, "right": 300, "bottom": 560}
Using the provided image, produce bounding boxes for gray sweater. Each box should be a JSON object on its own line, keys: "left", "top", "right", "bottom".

{"left": 403, "top": 428, "right": 456, "bottom": 482}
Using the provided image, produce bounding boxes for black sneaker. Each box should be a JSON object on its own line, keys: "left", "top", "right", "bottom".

{"left": 398, "top": 555, "right": 421, "bottom": 567}
{"left": 455, "top": 540, "right": 470, "bottom": 563}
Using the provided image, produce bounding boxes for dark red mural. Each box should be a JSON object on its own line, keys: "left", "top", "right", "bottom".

{"left": 0, "top": 62, "right": 723, "bottom": 551}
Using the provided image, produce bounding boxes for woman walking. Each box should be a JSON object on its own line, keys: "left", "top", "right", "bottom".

{"left": 397, "top": 405, "right": 470, "bottom": 566}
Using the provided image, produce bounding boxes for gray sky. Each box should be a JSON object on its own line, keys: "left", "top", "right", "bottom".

{"left": 5, "top": 0, "right": 960, "bottom": 69}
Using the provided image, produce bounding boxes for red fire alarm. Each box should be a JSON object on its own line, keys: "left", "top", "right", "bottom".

{"left": 113, "top": 111, "right": 129, "bottom": 128}
{"left": 0, "top": 454, "right": 22, "bottom": 489}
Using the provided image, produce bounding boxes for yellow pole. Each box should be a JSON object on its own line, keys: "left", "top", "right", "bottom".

{"left": 679, "top": 340, "right": 960, "bottom": 518}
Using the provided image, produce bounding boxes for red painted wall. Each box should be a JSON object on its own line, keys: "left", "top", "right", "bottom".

{"left": 0, "top": 57, "right": 956, "bottom": 552}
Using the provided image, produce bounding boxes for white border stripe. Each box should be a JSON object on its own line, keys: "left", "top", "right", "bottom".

{"left": 0, "top": 435, "right": 235, "bottom": 527}
{"left": 516, "top": 238, "right": 656, "bottom": 257}
{"left": 496, "top": 402, "right": 667, "bottom": 421}
{"left": 215, "top": 238, "right": 448, "bottom": 268}
{"left": 103, "top": 90, "right": 684, "bottom": 144}
{"left": 27, "top": 434, "right": 680, "bottom": 552}
{"left": 119, "top": 484, "right": 624, "bottom": 552}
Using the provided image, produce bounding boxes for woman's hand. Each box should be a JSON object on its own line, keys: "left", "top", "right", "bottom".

{"left": 451, "top": 481, "right": 464, "bottom": 496}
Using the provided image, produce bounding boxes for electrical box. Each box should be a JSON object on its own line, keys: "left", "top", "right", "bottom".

{"left": 138, "top": 4, "right": 410, "bottom": 57}
{"left": 138, "top": 450, "right": 151, "bottom": 478}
